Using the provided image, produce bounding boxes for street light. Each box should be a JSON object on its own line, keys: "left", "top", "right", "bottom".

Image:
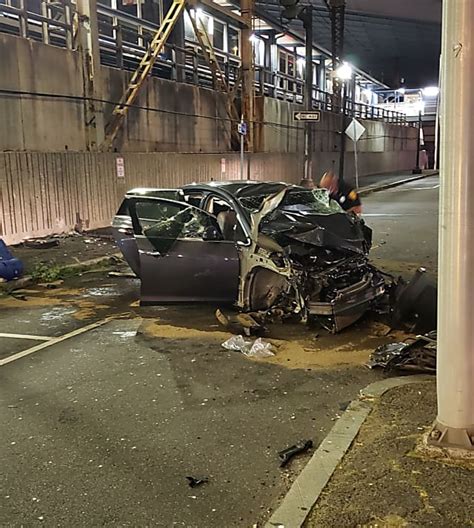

{"left": 422, "top": 86, "right": 439, "bottom": 97}
{"left": 335, "top": 61, "right": 353, "bottom": 80}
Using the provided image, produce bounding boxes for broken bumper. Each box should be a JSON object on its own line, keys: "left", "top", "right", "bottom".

{"left": 307, "top": 273, "right": 385, "bottom": 332}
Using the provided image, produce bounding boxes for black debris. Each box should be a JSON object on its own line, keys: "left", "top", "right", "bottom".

{"left": 338, "top": 401, "right": 351, "bottom": 411}
{"left": 367, "top": 331, "right": 436, "bottom": 374}
{"left": 186, "top": 476, "right": 208, "bottom": 488}
{"left": 24, "top": 239, "right": 60, "bottom": 249}
{"left": 278, "top": 440, "right": 313, "bottom": 468}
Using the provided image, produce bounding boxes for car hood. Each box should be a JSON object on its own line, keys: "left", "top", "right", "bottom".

{"left": 259, "top": 207, "right": 372, "bottom": 256}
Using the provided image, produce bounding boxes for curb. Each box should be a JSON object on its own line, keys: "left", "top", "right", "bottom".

{"left": 264, "top": 374, "right": 434, "bottom": 528}
{"left": 358, "top": 171, "right": 439, "bottom": 197}
{"left": 0, "top": 253, "right": 122, "bottom": 293}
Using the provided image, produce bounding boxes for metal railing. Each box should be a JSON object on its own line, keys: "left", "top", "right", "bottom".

{"left": 0, "top": 0, "right": 74, "bottom": 48}
{"left": 0, "top": 1, "right": 408, "bottom": 125}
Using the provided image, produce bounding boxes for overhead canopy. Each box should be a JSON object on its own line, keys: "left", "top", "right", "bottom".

{"left": 254, "top": 0, "right": 441, "bottom": 87}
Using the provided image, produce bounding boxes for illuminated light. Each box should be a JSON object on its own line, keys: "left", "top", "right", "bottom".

{"left": 422, "top": 86, "right": 439, "bottom": 97}
{"left": 363, "top": 88, "right": 373, "bottom": 99}
{"left": 335, "top": 62, "right": 353, "bottom": 80}
{"left": 397, "top": 87, "right": 406, "bottom": 94}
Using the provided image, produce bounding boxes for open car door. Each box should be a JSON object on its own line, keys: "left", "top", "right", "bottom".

{"left": 129, "top": 197, "right": 240, "bottom": 304}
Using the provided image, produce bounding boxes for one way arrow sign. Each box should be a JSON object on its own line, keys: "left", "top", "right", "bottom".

{"left": 293, "top": 111, "right": 321, "bottom": 122}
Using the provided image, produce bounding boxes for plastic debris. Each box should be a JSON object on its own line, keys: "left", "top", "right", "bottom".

{"left": 278, "top": 440, "right": 313, "bottom": 467}
{"left": 221, "top": 336, "right": 275, "bottom": 358}
{"left": 247, "top": 337, "right": 275, "bottom": 358}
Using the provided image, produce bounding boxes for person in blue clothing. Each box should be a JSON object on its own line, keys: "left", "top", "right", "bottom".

{"left": 319, "top": 170, "right": 362, "bottom": 216}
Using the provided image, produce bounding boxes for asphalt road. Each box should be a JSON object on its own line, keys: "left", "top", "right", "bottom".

{"left": 0, "top": 177, "right": 439, "bottom": 527}
{"left": 363, "top": 175, "right": 439, "bottom": 277}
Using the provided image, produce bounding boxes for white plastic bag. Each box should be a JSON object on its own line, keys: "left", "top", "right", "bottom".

{"left": 221, "top": 335, "right": 275, "bottom": 358}
{"left": 245, "top": 338, "right": 275, "bottom": 358}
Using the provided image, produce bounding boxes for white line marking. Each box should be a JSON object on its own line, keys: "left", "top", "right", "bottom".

{"left": 0, "top": 333, "right": 52, "bottom": 341}
{"left": 0, "top": 318, "right": 112, "bottom": 366}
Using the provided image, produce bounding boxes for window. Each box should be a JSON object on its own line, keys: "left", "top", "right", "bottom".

{"left": 228, "top": 26, "right": 239, "bottom": 56}
{"left": 118, "top": 0, "right": 137, "bottom": 17}
{"left": 142, "top": 0, "right": 160, "bottom": 23}
{"left": 184, "top": 10, "right": 196, "bottom": 41}
{"left": 213, "top": 20, "right": 225, "bottom": 51}
{"left": 136, "top": 200, "right": 182, "bottom": 232}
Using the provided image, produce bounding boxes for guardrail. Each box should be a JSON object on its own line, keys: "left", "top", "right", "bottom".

{"left": 0, "top": 1, "right": 408, "bottom": 125}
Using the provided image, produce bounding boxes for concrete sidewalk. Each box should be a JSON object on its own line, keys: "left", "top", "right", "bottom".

{"left": 304, "top": 380, "right": 473, "bottom": 528}
{"left": 358, "top": 170, "right": 438, "bottom": 195}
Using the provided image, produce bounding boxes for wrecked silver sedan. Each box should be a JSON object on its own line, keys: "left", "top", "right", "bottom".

{"left": 112, "top": 181, "right": 385, "bottom": 332}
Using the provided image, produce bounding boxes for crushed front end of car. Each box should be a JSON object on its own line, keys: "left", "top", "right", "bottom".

{"left": 235, "top": 185, "right": 386, "bottom": 333}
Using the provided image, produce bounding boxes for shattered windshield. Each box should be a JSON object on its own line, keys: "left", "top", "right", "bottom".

{"left": 238, "top": 188, "right": 343, "bottom": 215}
{"left": 136, "top": 201, "right": 218, "bottom": 253}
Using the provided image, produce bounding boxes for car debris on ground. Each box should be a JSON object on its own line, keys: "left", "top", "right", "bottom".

{"left": 186, "top": 476, "right": 208, "bottom": 488}
{"left": 24, "top": 238, "right": 60, "bottom": 249}
{"left": 221, "top": 335, "right": 275, "bottom": 358}
{"left": 367, "top": 331, "right": 436, "bottom": 374}
{"left": 278, "top": 440, "right": 313, "bottom": 467}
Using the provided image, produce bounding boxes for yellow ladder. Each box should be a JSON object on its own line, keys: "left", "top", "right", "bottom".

{"left": 102, "top": 0, "right": 186, "bottom": 150}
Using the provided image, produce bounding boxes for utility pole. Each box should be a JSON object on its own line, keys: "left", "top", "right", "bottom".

{"left": 412, "top": 111, "right": 423, "bottom": 174}
{"left": 302, "top": 5, "right": 314, "bottom": 187}
{"left": 325, "top": 0, "right": 346, "bottom": 185}
{"left": 76, "top": 0, "right": 105, "bottom": 150}
{"left": 427, "top": 0, "right": 474, "bottom": 450}
{"left": 241, "top": 0, "right": 254, "bottom": 153}
{"left": 327, "top": 0, "right": 345, "bottom": 110}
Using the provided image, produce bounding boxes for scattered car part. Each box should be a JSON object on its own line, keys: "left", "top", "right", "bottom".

{"left": 391, "top": 268, "right": 437, "bottom": 333}
{"left": 186, "top": 476, "right": 208, "bottom": 488}
{"left": 0, "top": 239, "right": 24, "bottom": 282}
{"left": 278, "top": 440, "right": 313, "bottom": 468}
{"left": 24, "top": 238, "right": 60, "bottom": 249}
{"left": 367, "top": 331, "right": 436, "bottom": 374}
{"left": 215, "top": 308, "right": 265, "bottom": 336}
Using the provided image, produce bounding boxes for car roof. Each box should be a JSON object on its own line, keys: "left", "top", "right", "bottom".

{"left": 125, "top": 181, "right": 309, "bottom": 200}
{"left": 182, "top": 180, "right": 306, "bottom": 197}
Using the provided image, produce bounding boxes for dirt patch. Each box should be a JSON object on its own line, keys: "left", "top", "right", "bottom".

{"left": 137, "top": 317, "right": 410, "bottom": 370}
{"left": 305, "top": 382, "right": 473, "bottom": 528}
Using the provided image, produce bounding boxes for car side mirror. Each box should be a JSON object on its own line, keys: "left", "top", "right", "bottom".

{"left": 202, "top": 225, "right": 223, "bottom": 241}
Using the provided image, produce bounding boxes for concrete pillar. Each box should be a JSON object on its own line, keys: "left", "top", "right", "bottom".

{"left": 241, "top": 0, "right": 254, "bottom": 152}
{"left": 76, "top": 0, "right": 105, "bottom": 150}
{"left": 428, "top": 0, "right": 474, "bottom": 450}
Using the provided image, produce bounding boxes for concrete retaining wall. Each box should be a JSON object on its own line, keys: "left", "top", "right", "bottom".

{"left": 1, "top": 32, "right": 417, "bottom": 175}
{"left": 259, "top": 97, "right": 418, "bottom": 182}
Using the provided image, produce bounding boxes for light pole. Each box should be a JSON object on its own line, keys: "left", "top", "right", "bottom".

{"left": 335, "top": 62, "right": 352, "bottom": 186}
{"left": 302, "top": 5, "right": 314, "bottom": 187}
{"left": 427, "top": 0, "right": 474, "bottom": 450}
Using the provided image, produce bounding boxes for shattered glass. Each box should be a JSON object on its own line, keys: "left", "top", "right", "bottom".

{"left": 142, "top": 205, "right": 220, "bottom": 253}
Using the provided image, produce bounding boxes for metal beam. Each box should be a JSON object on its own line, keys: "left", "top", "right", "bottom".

{"left": 199, "top": 0, "right": 248, "bottom": 27}
{"left": 241, "top": 0, "right": 254, "bottom": 153}
{"left": 76, "top": 0, "right": 105, "bottom": 150}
